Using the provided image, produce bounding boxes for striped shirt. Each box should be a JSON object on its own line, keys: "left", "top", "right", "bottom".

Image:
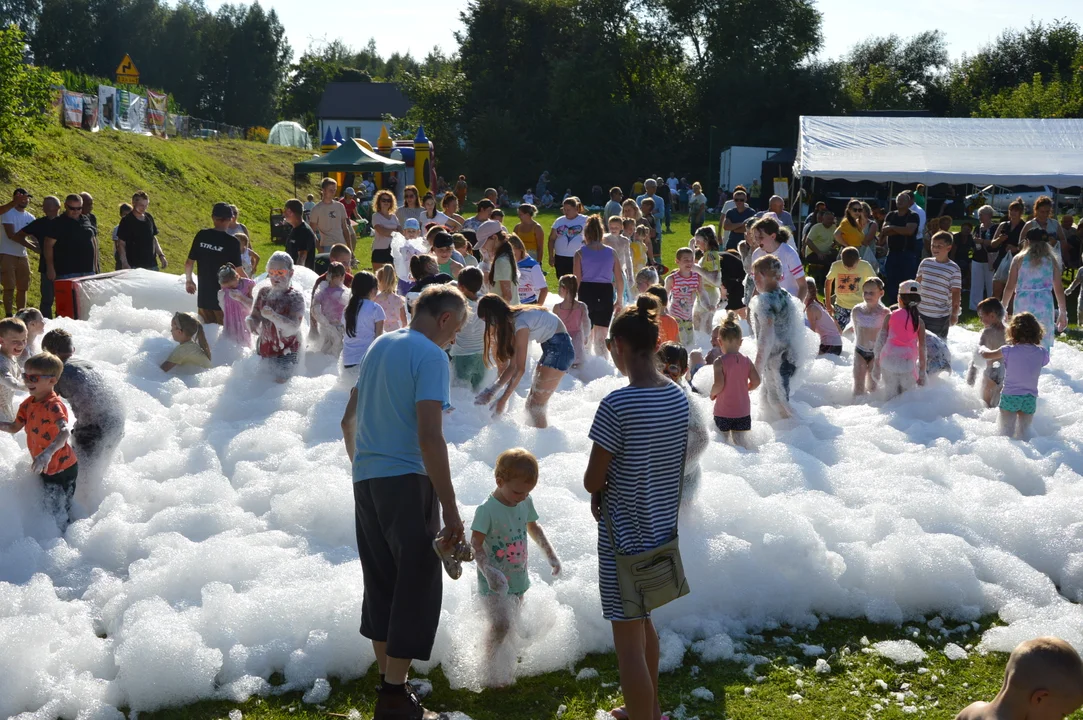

{"left": 589, "top": 381, "right": 689, "bottom": 620}
{"left": 916, "top": 258, "right": 961, "bottom": 318}
{"left": 669, "top": 272, "right": 701, "bottom": 320}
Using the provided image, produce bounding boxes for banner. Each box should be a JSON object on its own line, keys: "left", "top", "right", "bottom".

{"left": 82, "top": 94, "right": 99, "bottom": 132}
{"left": 98, "top": 85, "right": 117, "bottom": 130}
{"left": 147, "top": 90, "right": 167, "bottom": 137}
{"left": 62, "top": 91, "right": 83, "bottom": 128}
{"left": 128, "top": 94, "right": 146, "bottom": 134}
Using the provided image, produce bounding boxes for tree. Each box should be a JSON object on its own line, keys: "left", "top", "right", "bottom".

{"left": 0, "top": 0, "right": 41, "bottom": 35}
{"left": 839, "top": 31, "right": 948, "bottom": 111}
{"left": 0, "top": 24, "right": 61, "bottom": 164}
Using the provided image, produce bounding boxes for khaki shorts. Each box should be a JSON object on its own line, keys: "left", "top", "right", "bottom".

{"left": 198, "top": 308, "right": 224, "bottom": 325}
{"left": 0, "top": 254, "right": 30, "bottom": 292}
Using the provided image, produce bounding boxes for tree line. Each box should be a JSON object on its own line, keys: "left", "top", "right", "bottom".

{"left": 5, "top": 0, "right": 1083, "bottom": 192}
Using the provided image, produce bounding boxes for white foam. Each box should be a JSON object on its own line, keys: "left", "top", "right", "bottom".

{"left": 872, "top": 641, "right": 927, "bottom": 664}
{"left": 3, "top": 297, "right": 1083, "bottom": 715}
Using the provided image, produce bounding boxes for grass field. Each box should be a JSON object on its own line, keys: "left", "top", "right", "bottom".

{"left": 141, "top": 615, "right": 1028, "bottom": 720}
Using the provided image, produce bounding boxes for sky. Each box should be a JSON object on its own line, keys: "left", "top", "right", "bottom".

{"left": 205, "top": 0, "right": 1080, "bottom": 63}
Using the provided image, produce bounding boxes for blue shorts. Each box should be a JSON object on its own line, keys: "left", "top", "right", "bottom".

{"left": 539, "top": 332, "right": 574, "bottom": 372}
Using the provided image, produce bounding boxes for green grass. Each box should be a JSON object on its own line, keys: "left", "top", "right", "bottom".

{"left": 141, "top": 615, "right": 1056, "bottom": 720}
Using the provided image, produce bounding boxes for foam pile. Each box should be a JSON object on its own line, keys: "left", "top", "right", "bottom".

{"left": 2, "top": 294, "right": 1083, "bottom": 716}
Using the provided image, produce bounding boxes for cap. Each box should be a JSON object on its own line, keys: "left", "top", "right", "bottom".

{"left": 899, "top": 280, "right": 921, "bottom": 295}
{"left": 344, "top": 186, "right": 356, "bottom": 196}
{"left": 404, "top": 217, "right": 421, "bottom": 230}
{"left": 14, "top": 188, "right": 31, "bottom": 198}
{"left": 476, "top": 219, "right": 504, "bottom": 245}
{"left": 432, "top": 232, "right": 454, "bottom": 248}
{"left": 212, "top": 202, "right": 233, "bottom": 219}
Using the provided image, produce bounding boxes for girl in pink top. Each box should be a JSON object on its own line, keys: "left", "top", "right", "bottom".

{"left": 804, "top": 277, "right": 842, "bottom": 355}
{"left": 217, "top": 263, "right": 255, "bottom": 347}
{"left": 709, "top": 311, "right": 761, "bottom": 448}
{"left": 553, "top": 274, "right": 590, "bottom": 368}
{"left": 874, "top": 280, "right": 927, "bottom": 399}
{"left": 374, "top": 264, "right": 408, "bottom": 333}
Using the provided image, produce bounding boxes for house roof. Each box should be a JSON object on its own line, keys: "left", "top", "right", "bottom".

{"left": 316, "top": 82, "right": 413, "bottom": 121}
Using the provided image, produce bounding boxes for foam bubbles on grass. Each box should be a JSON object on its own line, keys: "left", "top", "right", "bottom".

{"left": 872, "top": 641, "right": 927, "bottom": 665}
{"left": 3, "top": 296, "right": 1083, "bottom": 715}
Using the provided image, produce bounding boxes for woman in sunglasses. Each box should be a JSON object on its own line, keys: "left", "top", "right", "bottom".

{"left": 370, "top": 190, "right": 401, "bottom": 273}
{"left": 396, "top": 184, "right": 425, "bottom": 228}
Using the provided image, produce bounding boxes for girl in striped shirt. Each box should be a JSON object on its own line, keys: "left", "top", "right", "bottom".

{"left": 665, "top": 247, "right": 703, "bottom": 348}
{"left": 584, "top": 294, "right": 690, "bottom": 720}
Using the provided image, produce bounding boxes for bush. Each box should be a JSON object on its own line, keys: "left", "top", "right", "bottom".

{"left": 246, "top": 125, "right": 270, "bottom": 142}
{"left": 0, "top": 24, "right": 61, "bottom": 165}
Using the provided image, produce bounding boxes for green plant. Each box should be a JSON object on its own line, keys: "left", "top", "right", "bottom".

{"left": 0, "top": 24, "right": 61, "bottom": 165}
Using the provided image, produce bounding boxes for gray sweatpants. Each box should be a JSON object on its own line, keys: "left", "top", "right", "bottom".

{"left": 353, "top": 474, "right": 443, "bottom": 661}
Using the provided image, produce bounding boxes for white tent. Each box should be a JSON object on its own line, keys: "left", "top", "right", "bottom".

{"left": 267, "top": 121, "right": 312, "bottom": 150}
{"left": 793, "top": 116, "right": 1083, "bottom": 186}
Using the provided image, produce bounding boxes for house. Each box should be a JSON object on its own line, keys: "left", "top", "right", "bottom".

{"left": 316, "top": 82, "right": 413, "bottom": 147}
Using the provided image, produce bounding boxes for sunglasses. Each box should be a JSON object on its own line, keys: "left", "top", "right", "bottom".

{"left": 66, "top": 205, "right": 82, "bottom": 211}
{"left": 406, "top": 192, "right": 417, "bottom": 197}
{"left": 267, "top": 268, "right": 289, "bottom": 277}
{"left": 23, "top": 373, "right": 55, "bottom": 383}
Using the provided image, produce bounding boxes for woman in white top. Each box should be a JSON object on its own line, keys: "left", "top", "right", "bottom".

{"left": 420, "top": 192, "right": 449, "bottom": 229}
{"left": 488, "top": 232, "right": 520, "bottom": 304}
{"left": 475, "top": 295, "right": 574, "bottom": 428}
{"left": 370, "top": 190, "right": 401, "bottom": 272}
{"left": 749, "top": 215, "right": 807, "bottom": 301}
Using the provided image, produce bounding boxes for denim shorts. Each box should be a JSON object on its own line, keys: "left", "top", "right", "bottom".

{"left": 539, "top": 332, "right": 574, "bottom": 372}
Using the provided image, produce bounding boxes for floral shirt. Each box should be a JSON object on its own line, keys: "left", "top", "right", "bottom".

{"left": 471, "top": 493, "right": 538, "bottom": 596}
{"left": 251, "top": 285, "right": 305, "bottom": 358}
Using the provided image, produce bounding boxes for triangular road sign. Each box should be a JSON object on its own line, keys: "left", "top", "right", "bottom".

{"left": 116, "top": 54, "right": 139, "bottom": 77}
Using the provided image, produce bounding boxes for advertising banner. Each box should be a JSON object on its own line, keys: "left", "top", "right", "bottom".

{"left": 62, "top": 91, "right": 83, "bottom": 128}
{"left": 147, "top": 90, "right": 168, "bottom": 137}
{"left": 82, "top": 94, "right": 99, "bottom": 132}
{"left": 98, "top": 85, "right": 117, "bottom": 129}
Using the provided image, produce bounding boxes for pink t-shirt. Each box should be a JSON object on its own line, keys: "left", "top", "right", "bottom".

{"left": 222, "top": 277, "right": 255, "bottom": 346}
{"left": 807, "top": 302, "right": 841, "bottom": 345}
{"left": 714, "top": 352, "right": 752, "bottom": 419}
{"left": 314, "top": 283, "right": 348, "bottom": 326}
{"left": 375, "top": 292, "right": 406, "bottom": 332}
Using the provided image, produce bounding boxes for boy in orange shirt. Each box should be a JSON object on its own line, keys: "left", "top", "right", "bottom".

{"left": 645, "top": 285, "right": 680, "bottom": 347}
{"left": 0, "top": 351, "right": 78, "bottom": 529}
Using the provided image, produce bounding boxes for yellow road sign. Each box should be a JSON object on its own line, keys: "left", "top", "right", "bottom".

{"left": 116, "top": 54, "right": 140, "bottom": 85}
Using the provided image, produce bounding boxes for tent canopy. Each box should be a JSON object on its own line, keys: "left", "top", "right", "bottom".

{"left": 794, "top": 116, "right": 1083, "bottom": 186}
{"left": 268, "top": 121, "right": 311, "bottom": 149}
{"left": 293, "top": 138, "right": 405, "bottom": 173}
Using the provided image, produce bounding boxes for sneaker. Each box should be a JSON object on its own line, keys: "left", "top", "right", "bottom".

{"left": 373, "top": 683, "right": 443, "bottom": 720}
{"left": 432, "top": 537, "right": 474, "bottom": 580}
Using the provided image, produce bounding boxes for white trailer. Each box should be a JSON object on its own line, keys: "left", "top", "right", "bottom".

{"left": 719, "top": 146, "right": 781, "bottom": 193}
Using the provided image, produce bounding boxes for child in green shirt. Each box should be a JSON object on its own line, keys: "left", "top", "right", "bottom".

{"left": 471, "top": 447, "right": 561, "bottom": 685}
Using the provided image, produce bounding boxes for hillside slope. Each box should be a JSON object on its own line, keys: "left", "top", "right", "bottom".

{"left": 1, "top": 127, "right": 312, "bottom": 305}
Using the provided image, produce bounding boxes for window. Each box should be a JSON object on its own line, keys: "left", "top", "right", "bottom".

{"left": 345, "top": 126, "right": 363, "bottom": 139}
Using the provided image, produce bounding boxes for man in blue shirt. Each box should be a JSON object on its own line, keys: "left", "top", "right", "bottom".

{"left": 340, "top": 284, "right": 467, "bottom": 720}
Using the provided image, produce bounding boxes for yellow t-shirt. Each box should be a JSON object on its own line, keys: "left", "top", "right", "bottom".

{"left": 826, "top": 259, "right": 878, "bottom": 310}
{"left": 168, "top": 340, "right": 212, "bottom": 369}
{"left": 631, "top": 241, "right": 647, "bottom": 271}
{"left": 633, "top": 182, "right": 645, "bottom": 196}
{"left": 836, "top": 219, "right": 866, "bottom": 248}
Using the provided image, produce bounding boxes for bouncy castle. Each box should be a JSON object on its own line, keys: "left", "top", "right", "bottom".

{"left": 318, "top": 125, "right": 436, "bottom": 199}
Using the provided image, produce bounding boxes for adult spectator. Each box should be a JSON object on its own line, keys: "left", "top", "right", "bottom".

{"left": 420, "top": 192, "right": 449, "bottom": 230}
{"left": 632, "top": 178, "right": 645, "bottom": 196}
{"left": 536, "top": 171, "right": 551, "bottom": 198}
{"left": 666, "top": 172, "right": 679, "bottom": 196}
{"left": 802, "top": 201, "right": 827, "bottom": 242}
{"left": 688, "top": 182, "right": 707, "bottom": 235}
{"left": 878, "top": 192, "right": 920, "bottom": 305}
{"left": 804, "top": 209, "right": 838, "bottom": 289}
{"left": 718, "top": 184, "right": 747, "bottom": 247}
{"left": 45, "top": 194, "right": 99, "bottom": 282}
{"left": 750, "top": 179, "right": 761, "bottom": 202}
{"left": 340, "top": 285, "right": 466, "bottom": 720}
{"left": 722, "top": 189, "right": 755, "bottom": 251}
{"left": 111, "top": 203, "right": 132, "bottom": 270}
{"left": 283, "top": 198, "right": 317, "bottom": 271}
{"left": 655, "top": 178, "right": 672, "bottom": 233}
{"left": 361, "top": 175, "right": 376, "bottom": 199}
{"left": 636, "top": 179, "right": 666, "bottom": 233}
{"left": 0, "top": 188, "right": 34, "bottom": 315}
{"left": 750, "top": 215, "right": 806, "bottom": 300}
{"left": 755, "top": 195, "right": 796, "bottom": 232}
{"left": 991, "top": 197, "right": 1026, "bottom": 300}
{"left": 549, "top": 197, "right": 587, "bottom": 277}
{"left": 454, "top": 175, "right": 469, "bottom": 209}
{"left": 116, "top": 191, "right": 167, "bottom": 271}
{"left": 79, "top": 192, "right": 98, "bottom": 233}
{"left": 970, "top": 205, "right": 997, "bottom": 311}
{"left": 397, "top": 185, "right": 424, "bottom": 226}
{"left": 603, "top": 187, "right": 624, "bottom": 221}
{"left": 913, "top": 184, "right": 927, "bottom": 210}
{"left": 1061, "top": 214, "right": 1080, "bottom": 271}
{"left": 911, "top": 194, "right": 928, "bottom": 247}
{"left": 462, "top": 199, "right": 494, "bottom": 233}
{"left": 302, "top": 194, "right": 317, "bottom": 215}
{"left": 227, "top": 205, "right": 250, "bottom": 238}
{"left": 185, "top": 202, "right": 245, "bottom": 324}
{"left": 309, "top": 178, "right": 353, "bottom": 254}
{"left": 12, "top": 195, "right": 60, "bottom": 317}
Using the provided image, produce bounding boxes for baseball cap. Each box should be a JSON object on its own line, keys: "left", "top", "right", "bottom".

{"left": 14, "top": 188, "right": 31, "bottom": 198}
{"left": 432, "top": 231, "right": 454, "bottom": 248}
{"left": 212, "top": 202, "right": 233, "bottom": 219}
{"left": 344, "top": 186, "right": 356, "bottom": 196}
{"left": 899, "top": 280, "right": 921, "bottom": 295}
{"left": 476, "top": 219, "right": 504, "bottom": 245}
{"left": 404, "top": 217, "right": 421, "bottom": 230}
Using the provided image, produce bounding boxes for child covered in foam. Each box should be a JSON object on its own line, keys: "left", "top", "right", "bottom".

{"left": 0, "top": 317, "right": 27, "bottom": 423}
{"left": 749, "top": 254, "right": 805, "bottom": 419}
{"left": 955, "top": 637, "right": 1083, "bottom": 720}
{"left": 311, "top": 262, "right": 349, "bottom": 355}
{"left": 217, "top": 263, "right": 255, "bottom": 347}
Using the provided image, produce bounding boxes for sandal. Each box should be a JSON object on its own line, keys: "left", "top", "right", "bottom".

{"left": 432, "top": 537, "right": 475, "bottom": 580}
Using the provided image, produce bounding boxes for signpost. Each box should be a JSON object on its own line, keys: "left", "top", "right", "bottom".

{"left": 116, "top": 54, "right": 140, "bottom": 85}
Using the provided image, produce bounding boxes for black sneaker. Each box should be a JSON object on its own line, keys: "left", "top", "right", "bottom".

{"left": 373, "top": 683, "right": 443, "bottom": 720}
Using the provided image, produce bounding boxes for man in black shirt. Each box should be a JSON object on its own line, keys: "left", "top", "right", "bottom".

{"left": 117, "top": 191, "right": 168, "bottom": 270}
{"left": 45, "top": 194, "right": 99, "bottom": 282}
{"left": 186, "top": 202, "right": 245, "bottom": 324}
{"left": 80, "top": 192, "right": 98, "bottom": 231}
{"left": 12, "top": 195, "right": 60, "bottom": 317}
{"left": 878, "top": 192, "right": 920, "bottom": 305}
{"left": 283, "top": 198, "right": 316, "bottom": 271}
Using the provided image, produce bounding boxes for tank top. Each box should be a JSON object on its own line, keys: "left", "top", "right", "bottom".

{"left": 808, "top": 302, "right": 841, "bottom": 344}
{"left": 837, "top": 219, "right": 865, "bottom": 248}
{"left": 886, "top": 308, "right": 919, "bottom": 350}
{"left": 554, "top": 301, "right": 584, "bottom": 336}
{"left": 580, "top": 243, "right": 615, "bottom": 284}
{"left": 714, "top": 353, "right": 752, "bottom": 419}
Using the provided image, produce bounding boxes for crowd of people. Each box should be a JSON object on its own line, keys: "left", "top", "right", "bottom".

{"left": 1, "top": 172, "right": 1079, "bottom": 720}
